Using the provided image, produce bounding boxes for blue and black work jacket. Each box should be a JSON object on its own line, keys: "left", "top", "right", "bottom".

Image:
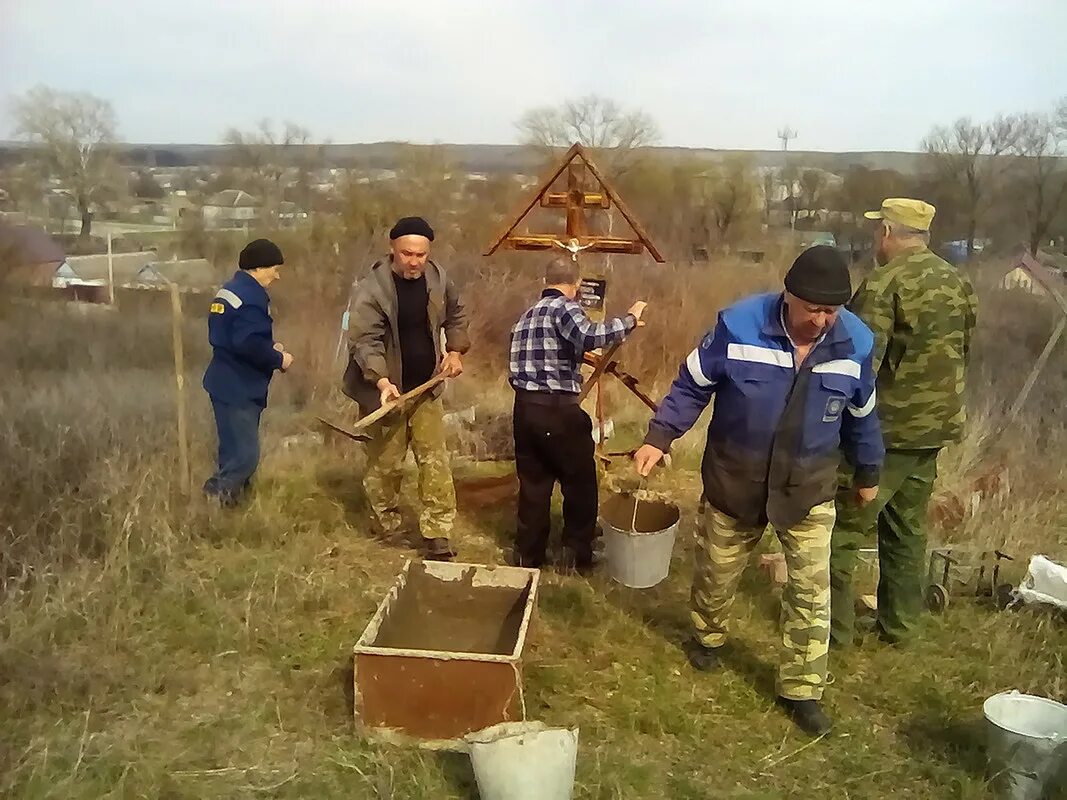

{"left": 646, "top": 292, "right": 884, "bottom": 529}
{"left": 202, "top": 270, "right": 282, "bottom": 407}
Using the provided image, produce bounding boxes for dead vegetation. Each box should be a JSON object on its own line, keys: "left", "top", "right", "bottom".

{"left": 0, "top": 246, "right": 1065, "bottom": 798}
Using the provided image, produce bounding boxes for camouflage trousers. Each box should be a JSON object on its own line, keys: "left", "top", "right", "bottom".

{"left": 692, "top": 501, "right": 835, "bottom": 701}
{"left": 830, "top": 449, "right": 939, "bottom": 646}
{"left": 363, "top": 396, "right": 456, "bottom": 542}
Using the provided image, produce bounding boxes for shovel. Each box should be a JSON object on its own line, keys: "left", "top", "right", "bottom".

{"left": 316, "top": 373, "right": 447, "bottom": 443}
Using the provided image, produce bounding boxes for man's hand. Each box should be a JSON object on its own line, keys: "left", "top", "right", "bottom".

{"left": 273, "top": 342, "right": 285, "bottom": 353}
{"left": 440, "top": 351, "right": 464, "bottom": 378}
{"left": 856, "top": 485, "right": 879, "bottom": 506}
{"left": 377, "top": 377, "right": 401, "bottom": 406}
{"left": 280, "top": 351, "right": 294, "bottom": 371}
{"left": 628, "top": 300, "right": 648, "bottom": 327}
{"left": 634, "top": 443, "right": 665, "bottom": 477}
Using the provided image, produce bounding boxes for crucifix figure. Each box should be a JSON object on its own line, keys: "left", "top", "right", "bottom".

{"left": 552, "top": 237, "right": 598, "bottom": 262}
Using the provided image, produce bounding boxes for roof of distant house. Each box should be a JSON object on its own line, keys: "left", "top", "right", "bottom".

{"left": 1036, "top": 249, "right": 1067, "bottom": 273}
{"left": 143, "top": 258, "right": 219, "bottom": 288}
{"left": 0, "top": 219, "right": 65, "bottom": 265}
{"left": 63, "top": 251, "right": 157, "bottom": 284}
{"left": 204, "top": 189, "right": 259, "bottom": 208}
{"left": 1005, "top": 250, "right": 1065, "bottom": 294}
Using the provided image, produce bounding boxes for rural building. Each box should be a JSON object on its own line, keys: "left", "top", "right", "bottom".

{"left": 136, "top": 258, "right": 219, "bottom": 291}
{"left": 202, "top": 189, "right": 260, "bottom": 228}
{"left": 999, "top": 251, "right": 1066, "bottom": 297}
{"left": 0, "top": 220, "right": 65, "bottom": 285}
{"left": 277, "top": 201, "right": 309, "bottom": 225}
{"left": 56, "top": 252, "right": 158, "bottom": 288}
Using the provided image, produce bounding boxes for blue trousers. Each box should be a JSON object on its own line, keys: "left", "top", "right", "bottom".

{"left": 204, "top": 399, "right": 263, "bottom": 506}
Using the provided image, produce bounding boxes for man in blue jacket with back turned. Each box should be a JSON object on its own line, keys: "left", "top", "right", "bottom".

{"left": 635, "top": 246, "right": 883, "bottom": 736}
{"left": 203, "top": 238, "right": 293, "bottom": 506}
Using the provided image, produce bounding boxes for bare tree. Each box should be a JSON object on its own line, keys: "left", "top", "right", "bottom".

{"left": 340, "top": 144, "right": 456, "bottom": 242}
{"left": 516, "top": 95, "right": 659, "bottom": 178}
{"left": 760, "top": 169, "right": 777, "bottom": 226}
{"left": 1011, "top": 104, "right": 1067, "bottom": 256}
{"left": 922, "top": 115, "right": 1020, "bottom": 256}
{"left": 10, "top": 86, "right": 126, "bottom": 240}
{"left": 701, "top": 156, "right": 760, "bottom": 250}
{"left": 798, "top": 169, "right": 828, "bottom": 222}
{"left": 223, "top": 119, "right": 322, "bottom": 216}
{"left": 829, "top": 166, "right": 910, "bottom": 260}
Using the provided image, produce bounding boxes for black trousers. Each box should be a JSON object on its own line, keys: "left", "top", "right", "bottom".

{"left": 513, "top": 390, "right": 598, "bottom": 566}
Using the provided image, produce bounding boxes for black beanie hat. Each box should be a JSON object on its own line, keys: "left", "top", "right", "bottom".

{"left": 389, "top": 216, "right": 435, "bottom": 241}
{"left": 784, "top": 245, "right": 851, "bottom": 305}
{"left": 239, "top": 238, "right": 284, "bottom": 270}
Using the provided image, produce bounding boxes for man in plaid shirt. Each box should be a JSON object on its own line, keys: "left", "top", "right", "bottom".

{"left": 508, "top": 256, "right": 647, "bottom": 571}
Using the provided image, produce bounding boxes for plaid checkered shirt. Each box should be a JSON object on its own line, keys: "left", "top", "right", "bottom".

{"left": 509, "top": 289, "right": 637, "bottom": 394}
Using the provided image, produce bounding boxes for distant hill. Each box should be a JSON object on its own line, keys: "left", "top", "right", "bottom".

{"left": 0, "top": 140, "right": 925, "bottom": 175}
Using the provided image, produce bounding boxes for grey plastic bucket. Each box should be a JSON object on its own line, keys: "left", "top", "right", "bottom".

{"left": 983, "top": 690, "right": 1067, "bottom": 799}
{"left": 600, "top": 494, "right": 680, "bottom": 589}
{"left": 466, "top": 722, "right": 578, "bottom": 800}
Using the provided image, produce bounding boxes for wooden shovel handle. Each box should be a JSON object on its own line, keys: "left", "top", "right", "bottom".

{"left": 352, "top": 373, "right": 447, "bottom": 431}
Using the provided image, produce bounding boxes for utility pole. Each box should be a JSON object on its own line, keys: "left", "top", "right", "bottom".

{"left": 777, "top": 126, "right": 797, "bottom": 232}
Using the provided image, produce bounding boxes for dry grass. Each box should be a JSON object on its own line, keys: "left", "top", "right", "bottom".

{"left": 0, "top": 252, "right": 1065, "bottom": 799}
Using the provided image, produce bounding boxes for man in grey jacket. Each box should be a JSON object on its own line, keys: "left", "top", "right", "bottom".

{"left": 343, "top": 217, "right": 470, "bottom": 559}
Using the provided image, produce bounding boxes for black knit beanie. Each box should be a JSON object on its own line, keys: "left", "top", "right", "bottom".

{"left": 239, "top": 238, "right": 284, "bottom": 270}
{"left": 389, "top": 216, "right": 435, "bottom": 241}
{"left": 784, "top": 245, "right": 851, "bottom": 305}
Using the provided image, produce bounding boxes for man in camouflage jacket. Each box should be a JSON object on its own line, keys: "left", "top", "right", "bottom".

{"left": 343, "top": 217, "right": 469, "bottom": 561}
{"left": 830, "top": 198, "right": 978, "bottom": 646}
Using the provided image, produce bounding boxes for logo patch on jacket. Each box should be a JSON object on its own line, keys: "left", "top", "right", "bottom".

{"left": 823, "top": 396, "right": 845, "bottom": 422}
{"left": 210, "top": 302, "right": 225, "bottom": 314}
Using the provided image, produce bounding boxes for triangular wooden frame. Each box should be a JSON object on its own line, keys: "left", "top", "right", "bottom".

{"left": 483, "top": 143, "right": 664, "bottom": 263}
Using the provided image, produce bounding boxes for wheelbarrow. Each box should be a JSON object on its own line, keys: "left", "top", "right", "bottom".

{"left": 925, "top": 547, "right": 1016, "bottom": 613}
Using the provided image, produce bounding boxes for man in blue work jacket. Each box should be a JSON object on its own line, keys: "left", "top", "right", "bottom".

{"left": 635, "top": 246, "right": 884, "bottom": 736}
{"left": 203, "top": 238, "right": 293, "bottom": 506}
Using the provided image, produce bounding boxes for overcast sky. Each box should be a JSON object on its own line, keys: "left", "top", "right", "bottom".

{"left": 2, "top": 0, "right": 1065, "bottom": 152}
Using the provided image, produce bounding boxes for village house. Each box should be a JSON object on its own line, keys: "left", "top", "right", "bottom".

{"left": 54, "top": 252, "right": 158, "bottom": 288}
{"left": 999, "top": 250, "right": 1067, "bottom": 298}
{"left": 0, "top": 219, "right": 65, "bottom": 285}
{"left": 202, "top": 189, "right": 260, "bottom": 228}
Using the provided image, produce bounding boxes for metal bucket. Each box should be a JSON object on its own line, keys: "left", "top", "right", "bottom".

{"left": 467, "top": 722, "right": 578, "bottom": 800}
{"left": 983, "top": 690, "right": 1067, "bottom": 799}
{"left": 600, "top": 494, "right": 680, "bottom": 589}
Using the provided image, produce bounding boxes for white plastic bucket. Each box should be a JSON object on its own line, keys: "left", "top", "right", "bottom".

{"left": 600, "top": 494, "right": 680, "bottom": 589}
{"left": 983, "top": 690, "right": 1067, "bottom": 799}
{"left": 466, "top": 722, "right": 578, "bottom": 800}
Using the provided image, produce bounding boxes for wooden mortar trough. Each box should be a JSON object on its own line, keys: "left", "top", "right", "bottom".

{"left": 353, "top": 560, "right": 540, "bottom": 748}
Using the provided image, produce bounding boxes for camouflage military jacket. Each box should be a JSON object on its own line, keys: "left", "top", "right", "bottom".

{"left": 849, "top": 246, "right": 977, "bottom": 450}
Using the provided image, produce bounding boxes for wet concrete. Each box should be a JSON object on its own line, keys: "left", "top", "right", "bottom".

{"left": 601, "top": 493, "right": 680, "bottom": 534}
{"left": 371, "top": 563, "right": 529, "bottom": 656}
{"left": 454, "top": 473, "right": 518, "bottom": 510}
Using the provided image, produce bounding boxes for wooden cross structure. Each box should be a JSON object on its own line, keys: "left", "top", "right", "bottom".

{"left": 484, "top": 142, "right": 664, "bottom": 454}
{"left": 484, "top": 142, "right": 664, "bottom": 268}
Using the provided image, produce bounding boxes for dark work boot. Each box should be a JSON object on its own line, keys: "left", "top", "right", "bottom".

{"left": 424, "top": 537, "right": 456, "bottom": 561}
{"left": 776, "top": 697, "right": 833, "bottom": 737}
{"left": 560, "top": 547, "right": 598, "bottom": 576}
{"left": 686, "top": 639, "right": 722, "bottom": 671}
{"left": 508, "top": 550, "right": 544, "bottom": 569}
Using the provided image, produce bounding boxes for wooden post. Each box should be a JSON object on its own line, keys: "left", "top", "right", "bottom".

{"left": 169, "top": 282, "right": 191, "bottom": 496}
{"left": 106, "top": 231, "right": 115, "bottom": 305}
